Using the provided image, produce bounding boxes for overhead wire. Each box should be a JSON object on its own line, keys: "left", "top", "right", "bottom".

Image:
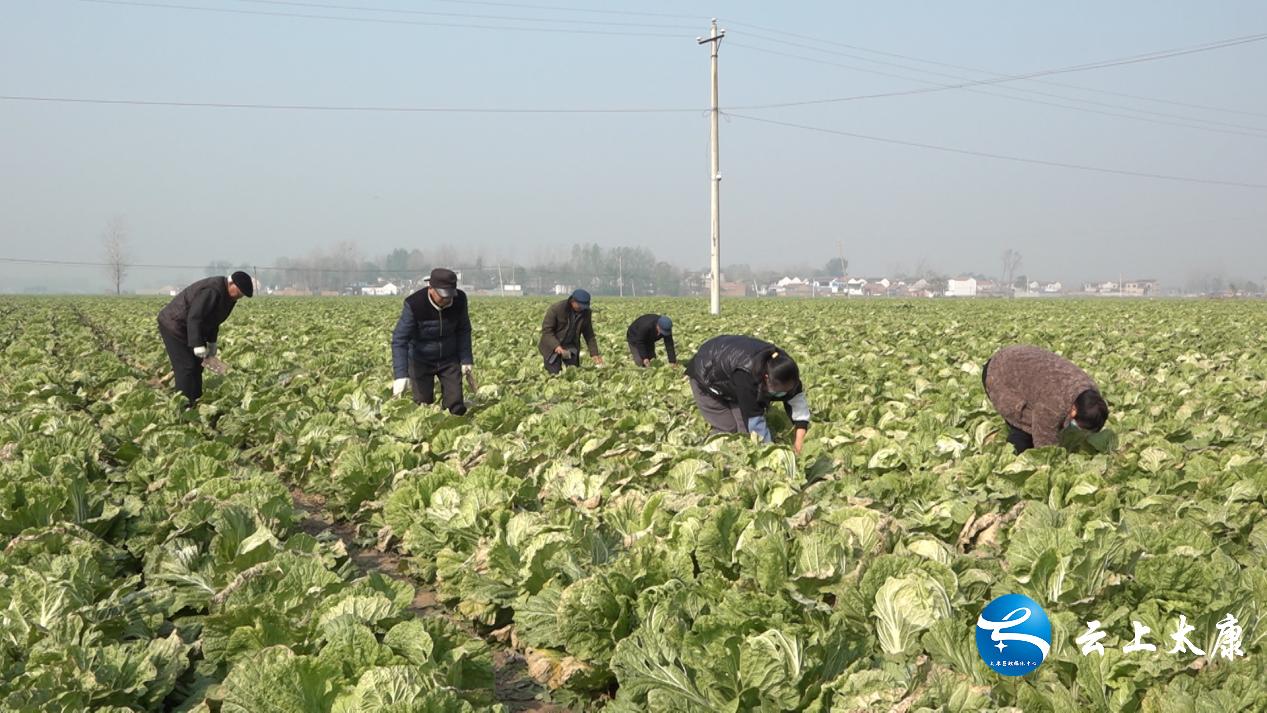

{"left": 397, "top": 0, "right": 703, "bottom": 21}
{"left": 724, "top": 40, "right": 1267, "bottom": 140}
{"left": 74, "top": 0, "right": 695, "bottom": 37}
{"left": 725, "top": 31, "right": 1267, "bottom": 109}
{"left": 229, "top": 0, "right": 700, "bottom": 30}
{"left": 722, "top": 18, "right": 1267, "bottom": 120}
{"left": 728, "top": 32, "right": 1267, "bottom": 135}
{"left": 0, "top": 95, "right": 703, "bottom": 113}
{"left": 722, "top": 112, "right": 1267, "bottom": 189}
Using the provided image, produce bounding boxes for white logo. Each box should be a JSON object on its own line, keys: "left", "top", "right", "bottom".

{"left": 977, "top": 607, "right": 1052, "bottom": 659}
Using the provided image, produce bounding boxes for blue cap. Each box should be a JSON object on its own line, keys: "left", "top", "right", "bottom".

{"left": 570, "top": 289, "right": 592, "bottom": 309}
{"left": 657, "top": 315, "right": 672, "bottom": 334}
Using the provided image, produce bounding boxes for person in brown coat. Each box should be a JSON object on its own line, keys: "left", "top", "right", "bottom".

{"left": 537, "top": 289, "right": 604, "bottom": 373}
{"left": 982, "top": 345, "right": 1108, "bottom": 454}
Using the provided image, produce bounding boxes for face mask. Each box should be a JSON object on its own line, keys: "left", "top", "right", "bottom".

{"left": 769, "top": 390, "right": 788, "bottom": 399}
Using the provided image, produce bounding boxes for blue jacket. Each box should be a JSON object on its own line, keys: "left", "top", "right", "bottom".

{"left": 391, "top": 289, "right": 473, "bottom": 378}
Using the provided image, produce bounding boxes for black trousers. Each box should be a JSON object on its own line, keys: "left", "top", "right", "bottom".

{"left": 160, "top": 326, "right": 202, "bottom": 405}
{"left": 983, "top": 357, "right": 1035, "bottom": 454}
{"left": 1006, "top": 425, "right": 1036, "bottom": 454}
{"left": 409, "top": 360, "right": 465, "bottom": 415}
{"left": 628, "top": 341, "right": 649, "bottom": 367}
{"left": 543, "top": 349, "right": 581, "bottom": 374}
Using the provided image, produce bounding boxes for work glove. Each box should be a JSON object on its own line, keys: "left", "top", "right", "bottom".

{"left": 206, "top": 342, "right": 218, "bottom": 358}
{"left": 462, "top": 364, "right": 477, "bottom": 391}
{"left": 746, "top": 416, "right": 773, "bottom": 443}
{"left": 461, "top": 364, "right": 473, "bottom": 376}
{"left": 193, "top": 345, "right": 208, "bottom": 358}
{"left": 392, "top": 378, "right": 410, "bottom": 397}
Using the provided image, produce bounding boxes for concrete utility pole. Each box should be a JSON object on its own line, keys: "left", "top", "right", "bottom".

{"left": 699, "top": 20, "right": 724, "bottom": 315}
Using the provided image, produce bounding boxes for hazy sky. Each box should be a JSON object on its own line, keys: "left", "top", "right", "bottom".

{"left": 3, "top": 0, "right": 1266, "bottom": 292}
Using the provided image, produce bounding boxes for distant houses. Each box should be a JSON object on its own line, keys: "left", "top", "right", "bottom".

{"left": 361, "top": 281, "right": 400, "bottom": 296}
{"left": 946, "top": 277, "right": 978, "bottom": 297}
{"left": 1081, "top": 279, "right": 1159, "bottom": 296}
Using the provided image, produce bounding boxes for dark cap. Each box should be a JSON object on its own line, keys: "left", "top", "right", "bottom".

{"left": 570, "top": 288, "right": 591, "bottom": 309}
{"left": 657, "top": 315, "right": 672, "bottom": 334}
{"left": 231, "top": 271, "right": 254, "bottom": 297}
{"left": 429, "top": 268, "right": 458, "bottom": 297}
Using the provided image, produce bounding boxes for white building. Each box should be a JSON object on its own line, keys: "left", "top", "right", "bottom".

{"left": 1042, "top": 281, "right": 1063, "bottom": 293}
{"left": 361, "top": 282, "right": 400, "bottom": 296}
{"left": 501, "top": 283, "right": 523, "bottom": 296}
{"left": 946, "top": 277, "right": 978, "bottom": 297}
{"left": 844, "top": 277, "right": 868, "bottom": 296}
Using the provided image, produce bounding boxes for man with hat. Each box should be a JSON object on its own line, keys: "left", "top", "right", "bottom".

{"left": 157, "top": 270, "right": 253, "bottom": 405}
{"left": 538, "top": 288, "right": 603, "bottom": 374}
{"left": 391, "top": 268, "right": 474, "bottom": 415}
{"left": 625, "top": 313, "right": 677, "bottom": 367}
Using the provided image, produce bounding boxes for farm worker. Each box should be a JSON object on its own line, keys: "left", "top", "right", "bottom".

{"left": 982, "top": 345, "right": 1109, "bottom": 454}
{"left": 626, "top": 314, "right": 677, "bottom": 367}
{"left": 685, "top": 335, "right": 810, "bottom": 454}
{"left": 538, "top": 289, "right": 603, "bottom": 373}
{"left": 391, "top": 268, "right": 473, "bottom": 415}
{"left": 157, "top": 271, "right": 253, "bottom": 405}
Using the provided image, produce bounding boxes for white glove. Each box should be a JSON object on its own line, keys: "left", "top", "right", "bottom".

{"left": 193, "top": 345, "right": 208, "bottom": 358}
{"left": 392, "top": 378, "right": 410, "bottom": 397}
{"left": 461, "top": 365, "right": 473, "bottom": 375}
{"left": 206, "top": 342, "right": 218, "bottom": 358}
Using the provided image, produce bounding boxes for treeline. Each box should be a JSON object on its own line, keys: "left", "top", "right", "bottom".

{"left": 232, "top": 242, "right": 697, "bottom": 296}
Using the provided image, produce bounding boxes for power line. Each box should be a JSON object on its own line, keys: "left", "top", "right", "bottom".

{"left": 725, "top": 31, "right": 1267, "bottom": 110}
{"left": 408, "top": 0, "right": 703, "bottom": 21}
{"left": 722, "top": 112, "right": 1267, "bottom": 189}
{"left": 0, "top": 95, "right": 702, "bottom": 113}
{"left": 725, "top": 41, "right": 1267, "bottom": 140}
{"left": 0, "top": 256, "right": 668, "bottom": 283}
{"left": 74, "top": 0, "right": 694, "bottom": 37}
{"left": 231, "top": 0, "right": 699, "bottom": 30}
{"left": 722, "top": 19, "right": 1267, "bottom": 120}
{"left": 729, "top": 33, "right": 1267, "bottom": 134}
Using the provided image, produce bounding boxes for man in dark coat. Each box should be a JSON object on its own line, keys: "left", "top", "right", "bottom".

{"left": 157, "top": 271, "right": 253, "bottom": 405}
{"left": 685, "top": 335, "right": 810, "bottom": 454}
{"left": 391, "top": 268, "right": 473, "bottom": 415}
{"left": 538, "top": 289, "right": 603, "bottom": 373}
{"left": 983, "top": 345, "right": 1109, "bottom": 454}
{"left": 626, "top": 314, "right": 677, "bottom": 367}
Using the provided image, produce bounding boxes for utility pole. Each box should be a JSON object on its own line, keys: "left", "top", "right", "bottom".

{"left": 618, "top": 252, "right": 624, "bottom": 297}
{"left": 838, "top": 240, "right": 846, "bottom": 294}
{"left": 699, "top": 19, "right": 724, "bottom": 315}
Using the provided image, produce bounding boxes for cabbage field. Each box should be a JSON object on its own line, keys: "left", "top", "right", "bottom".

{"left": 2, "top": 295, "right": 1265, "bottom": 712}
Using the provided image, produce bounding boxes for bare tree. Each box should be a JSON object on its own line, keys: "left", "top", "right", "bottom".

{"left": 102, "top": 217, "right": 129, "bottom": 295}
{"left": 1001, "top": 249, "right": 1023, "bottom": 297}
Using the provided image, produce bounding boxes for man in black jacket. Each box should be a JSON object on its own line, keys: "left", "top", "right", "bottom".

{"left": 157, "top": 271, "right": 253, "bottom": 405}
{"left": 685, "top": 335, "right": 811, "bottom": 454}
{"left": 538, "top": 289, "right": 603, "bottom": 373}
{"left": 390, "top": 268, "right": 474, "bottom": 415}
{"left": 626, "top": 314, "right": 676, "bottom": 367}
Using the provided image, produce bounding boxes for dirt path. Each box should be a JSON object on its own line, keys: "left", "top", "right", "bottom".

{"left": 70, "top": 306, "right": 573, "bottom": 711}
{"left": 290, "top": 489, "right": 568, "bottom": 712}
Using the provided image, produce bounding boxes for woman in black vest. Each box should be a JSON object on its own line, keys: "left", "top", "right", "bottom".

{"left": 684, "top": 335, "right": 811, "bottom": 453}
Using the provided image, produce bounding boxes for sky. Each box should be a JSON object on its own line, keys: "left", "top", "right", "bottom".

{"left": 2, "top": 0, "right": 1266, "bottom": 292}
